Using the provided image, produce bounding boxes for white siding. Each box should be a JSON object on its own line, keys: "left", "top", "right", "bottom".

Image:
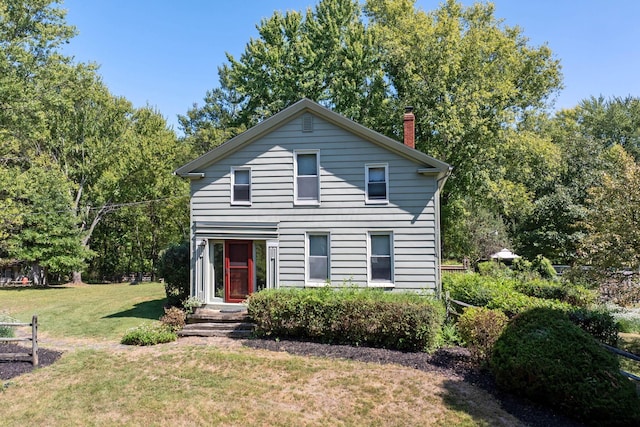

{"left": 190, "top": 114, "right": 440, "bottom": 292}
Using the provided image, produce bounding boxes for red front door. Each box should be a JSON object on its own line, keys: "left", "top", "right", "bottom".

{"left": 225, "top": 241, "right": 253, "bottom": 303}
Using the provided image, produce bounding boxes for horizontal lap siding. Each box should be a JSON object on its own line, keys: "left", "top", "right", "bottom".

{"left": 191, "top": 114, "right": 440, "bottom": 291}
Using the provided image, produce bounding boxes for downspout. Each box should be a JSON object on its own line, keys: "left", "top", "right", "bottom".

{"left": 435, "top": 167, "right": 453, "bottom": 297}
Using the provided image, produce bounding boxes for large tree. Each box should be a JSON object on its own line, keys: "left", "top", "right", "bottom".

{"left": 180, "top": 0, "right": 390, "bottom": 153}
{"left": 578, "top": 145, "right": 640, "bottom": 275}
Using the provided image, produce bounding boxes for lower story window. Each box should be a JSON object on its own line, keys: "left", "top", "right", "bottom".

{"left": 370, "top": 233, "right": 393, "bottom": 282}
{"left": 307, "top": 233, "right": 329, "bottom": 282}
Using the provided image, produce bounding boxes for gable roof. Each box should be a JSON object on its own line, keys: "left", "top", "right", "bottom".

{"left": 175, "top": 98, "right": 452, "bottom": 182}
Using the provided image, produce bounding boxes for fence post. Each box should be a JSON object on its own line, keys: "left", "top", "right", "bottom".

{"left": 31, "top": 315, "right": 38, "bottom": 367}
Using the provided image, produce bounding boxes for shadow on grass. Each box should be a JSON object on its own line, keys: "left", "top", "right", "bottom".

{"left": 103, "top": 298, "right": 166, "bottom": 320}
{"left": 0, "top": 285, "right": 72, "bottom": 292}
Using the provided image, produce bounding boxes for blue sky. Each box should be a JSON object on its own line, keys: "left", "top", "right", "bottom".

{"left": 61, "top": 0, "right": 640, "bottom": 133}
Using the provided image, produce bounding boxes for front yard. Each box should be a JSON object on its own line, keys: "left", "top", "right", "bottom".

{"left": 0, "top": 283, "right": 526, "bottom": 426}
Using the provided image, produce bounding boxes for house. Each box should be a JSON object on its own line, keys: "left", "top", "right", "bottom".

{"left": 175, "top": 99, "right": 451, "bottom": 306}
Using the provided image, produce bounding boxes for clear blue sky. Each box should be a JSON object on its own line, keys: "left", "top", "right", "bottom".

{"left": 61, "top": 0, "right": 640, "bottom": 133}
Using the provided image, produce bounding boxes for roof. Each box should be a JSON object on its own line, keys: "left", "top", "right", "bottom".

{"left": 490, "top": 249, "right": 520, "bottom": 260}
{"left": 175, "top": 98, "right": 452, "bottom": 184}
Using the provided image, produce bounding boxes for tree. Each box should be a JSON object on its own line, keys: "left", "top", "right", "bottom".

{"left": 365, "top": 0, "right": 562, "bottom": 197}
{"left": 8, "top": 157, "right": 89, "bottom": 285}
{"left": 180, "top": 0, "right": 390, "bottom": 151}
{"left": 578, "top": 145, "right": 640, "bottom": 274}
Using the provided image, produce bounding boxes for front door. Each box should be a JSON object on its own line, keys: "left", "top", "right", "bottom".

{"left": 225, "top": 241, "right": 253, "bottom": 303}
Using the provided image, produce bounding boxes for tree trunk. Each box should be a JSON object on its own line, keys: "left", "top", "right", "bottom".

{"left": 72, "top": 271, "right": 83, "bottom": 285}
{"left": 31, "top": 264, "right": 48, "bottom": 287}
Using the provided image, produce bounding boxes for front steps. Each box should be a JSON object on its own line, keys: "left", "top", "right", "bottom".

{"left": 178, "top": 307, "right": 255, "bottom": 338}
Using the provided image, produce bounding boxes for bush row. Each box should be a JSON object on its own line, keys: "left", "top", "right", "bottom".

{"left": 443, "top": 273, "right": 617, "bottom": 344}
{"left": 247, "top": 287, "right": 445, "bottom": 352}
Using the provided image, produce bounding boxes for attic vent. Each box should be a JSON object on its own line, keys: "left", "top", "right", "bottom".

{"left": 302, "top": 113, "right": 314, "bottom": 132}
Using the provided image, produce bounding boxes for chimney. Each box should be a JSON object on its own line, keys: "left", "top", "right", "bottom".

{"left": 403, "top": 106, "right": 415, "bottom": 149}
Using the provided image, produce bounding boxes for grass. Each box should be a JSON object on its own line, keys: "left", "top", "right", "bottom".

{"left": 0, "top": 282, "right": 166, "bottom": 340}
{"left": 1, "top": 346, "right": 524, "bottom": 426}
{"left": 0, "top": 282, "right": 524, "bottom": 425}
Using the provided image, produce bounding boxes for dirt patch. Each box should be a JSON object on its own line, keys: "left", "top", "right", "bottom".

{"left": 244, "top": 338, "right": 585, "bottom": 427}
{"left": 0, "top": 343, "right": 62, "bottom": 381}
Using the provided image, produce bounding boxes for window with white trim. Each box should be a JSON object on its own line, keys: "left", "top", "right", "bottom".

{"left": 369, "top": 232, "right": 393, "bottom": 283}
{"left": 307, "top": 233, "right": 329, "bottom": 283}
{"left": 366, "top": 164, "right": 388, "bottom": 203}
{"left": 231, "top": 167, "right": 251, "bottom": 205}
{"left": 295, "top": 150, "right": 320, "bottom": 204}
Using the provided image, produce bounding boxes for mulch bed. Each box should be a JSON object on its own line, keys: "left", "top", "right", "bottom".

{"left": 244, "top": 338, "right": 585, "bottom": 427}
{"left": 0, "top": 343, "right": 62, "bottom": 381}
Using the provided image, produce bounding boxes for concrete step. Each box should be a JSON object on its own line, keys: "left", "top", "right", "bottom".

{"left": 178, "top": 321, "right": 255, "bottom": 338}
{"left": 187, "top": 308, "right": 250, "bottom": 324}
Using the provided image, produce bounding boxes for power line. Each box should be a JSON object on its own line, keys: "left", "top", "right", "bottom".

{"left": 4, "top": 195, "right": 190, "bottom": 219}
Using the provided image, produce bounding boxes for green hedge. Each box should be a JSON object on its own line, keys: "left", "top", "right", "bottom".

{"left": 491, "top": 308, "right": 640, "bottom": 425}
{"left": 247, "top": 287, "right": 445, "bottom": 352}
{"left": 443, "top": 273, "right": 618, "bottom": 344}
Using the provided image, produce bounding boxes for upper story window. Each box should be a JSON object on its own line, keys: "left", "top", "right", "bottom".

{"left": 307, "top": 233, "right": 329, "bottom": 283}
{"left": 231, "top": 167, "right": 251, "bottom": 205}
{"left": 294, "top": 150, "right": 320, "bottom": 204}
{"left": 369, "top": 232, "right": 393, "bottom": 284}
{"left": 366, "top": 164, "right": 389, "bottom": 203}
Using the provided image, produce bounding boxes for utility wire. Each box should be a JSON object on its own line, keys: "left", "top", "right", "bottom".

{"left": 4, "top": 195, "right": 189, "bottom": 219}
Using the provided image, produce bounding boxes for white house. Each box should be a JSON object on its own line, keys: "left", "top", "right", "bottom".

{"left": 175, "top": 99, "right": 451, "bottom": 306}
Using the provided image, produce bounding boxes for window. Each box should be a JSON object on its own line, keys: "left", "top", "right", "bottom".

{"left": 370, "top": 233, "right": 393, "bottom": 283}
{"left": 366, "top": 164, "right": 388, "bottom": 203}
{"left": 307, "top": 233, "right": 329, "bottom": 282}
{"left": 231, "top": 167, "right": 251, "bottom": 205}
{"left": 295, "top": 150, "right": 320, "bottom": 204}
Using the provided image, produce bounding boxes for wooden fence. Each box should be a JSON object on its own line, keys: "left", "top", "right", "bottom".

{"left": 0, "top": 315, "right": 38, "bottom": 366}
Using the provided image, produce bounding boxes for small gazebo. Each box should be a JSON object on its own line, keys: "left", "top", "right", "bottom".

{"left": 490, "top": 248, "right": 520, "bottom": 265}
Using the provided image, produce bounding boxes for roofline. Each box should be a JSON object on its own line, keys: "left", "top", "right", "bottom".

{"left": 175, "top": 98, "right": 451, "bottom": 177}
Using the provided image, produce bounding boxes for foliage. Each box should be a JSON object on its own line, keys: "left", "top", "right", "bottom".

{"left": 491, "top": 308, "right": 640, "bottom": 426}
{"left": 182, "top": 296, "right": 204, "bottom": 314}
{"left": 443, "top": 272, "right": 612, "bottom": 342}
{"left": 437, "top": 321, "right": 463, "bottom": 347}
{"left": 247, "top": 287, "right": 445, "bottom": 352}
{"left": 0, "top": 313, "right": 17, "bottom": 338}
{"left": 566, "top": 307, "right": 619, "bottom": 346}
{"left": 159, "top": 307, "right": 186, "bottom": 332}
{"left": 120, "top": 323, "right": 177, "bottom": 346}
{"left": 457, "top": 307, "right": 507, "bottom": 364}
{"left": 157, "top": 241, "right": 190, "bottom": 306}
{"left": 0, "top": 1, "right": 188, "bottom": 284}
{"left": 577, "top": 145, "right": 640, "bottom": 278}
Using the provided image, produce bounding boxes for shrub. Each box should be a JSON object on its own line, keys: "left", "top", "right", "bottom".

{"left": 247, "top": 288, "right": 445, "bottom": 352}
{"left": 476, "top": 261, "right": 512, "bottom": 278}
{"left": 567, "top": 307, "right": 619, "bottom": 346}
{"left": 530, "top": 255, "right": 557, "bottom": 279}
{"left": 457, "top": 307, "right": 508, "bottom": 364}
{"left": 513, "top": 279, "right": 595, "bottom": 307}
{"left": 160, "top": 307, "right": 186, "bottom": 332}
{"left": 0, "top": 313, "right": 17, "bottom": 338}
{"left": 157, "top": 241, "right": 190, "bottom": 306}
{"left": 491, "top": 308, "right": 640, "bottom": 426}
{"left": 121, "top": 324, "right": 177, "bottom": 346}
{"left": 438, "top": 321, "right": 463, "bottom": 347}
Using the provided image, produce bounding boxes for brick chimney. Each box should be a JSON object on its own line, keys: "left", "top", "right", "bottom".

{"left": 403, "top": 106, "right": 415, "bottom": 149}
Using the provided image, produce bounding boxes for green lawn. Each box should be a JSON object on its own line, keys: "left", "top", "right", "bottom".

{"left": 0, "top": 282, "right": 166, "bottom": 340}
